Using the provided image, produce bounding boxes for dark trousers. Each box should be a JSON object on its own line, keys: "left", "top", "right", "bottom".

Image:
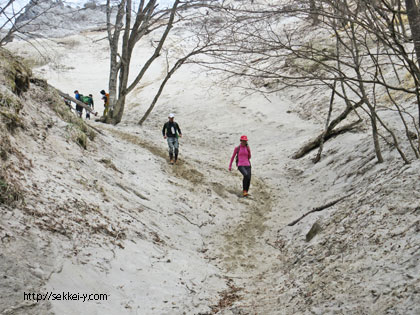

{"left": 75, "top": 105, "right": 83, "bottom": 118}
{"left": 238, "top": 166, "right": 251, "bottom": 191}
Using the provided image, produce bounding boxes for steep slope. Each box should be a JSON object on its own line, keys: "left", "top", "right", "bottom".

{"left": 0, "top": 48, "right": 232, "bottom": 314}
{"left": 5, "top": 16, "right": 420, "bottom": 315}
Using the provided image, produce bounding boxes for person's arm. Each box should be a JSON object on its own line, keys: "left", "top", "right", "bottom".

{"left": 228, "top": 147, "right": 238, "bottom": 171}
{"left": 162, "top": 123, "right": 167, "bottom": 138}
{"left": 247, "top": 146, "right": 251, "bottom": 160}
{"left": 176, "top": 123, "right": 182, "bottom": 137}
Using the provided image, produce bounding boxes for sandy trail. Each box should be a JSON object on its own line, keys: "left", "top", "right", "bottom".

{"left": 220, "top": 177, "right": 274, "bottom": 273}
{"left": 101, "top": 122, "right": 292, "bottom": 313}
{"left": 6, "top": 29, "right": 313, "bottom": 314}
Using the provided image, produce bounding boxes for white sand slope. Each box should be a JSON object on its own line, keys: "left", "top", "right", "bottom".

{"left": 4, "top": 19, "right": 420, "bottom": 315}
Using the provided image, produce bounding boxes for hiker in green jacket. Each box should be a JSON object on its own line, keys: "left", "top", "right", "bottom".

{"left": 85, "top": 94, "right": 94, "bottom": 120}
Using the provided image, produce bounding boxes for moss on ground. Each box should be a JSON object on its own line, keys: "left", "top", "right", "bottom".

{"left": 0, "top": 48, "right": 31, "bottom": 96}
{"left": 0, "top": 175, "right": 23, "bottom": 205}
{"left": 31, "top": 78, "right": 96, "bottom": 148}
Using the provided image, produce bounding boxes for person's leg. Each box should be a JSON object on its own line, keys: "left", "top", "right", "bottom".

{"left": 76, "top": 106, "right": 81, "bottom": 117}
{"left": 244, "top": 166, "right": 251, "bottom": 192}
{"left": 167, "top": 137, "right": 175, "bottom": 162}
{"left": 103, "top": 104, "right": 109, "bottom": 117}
{"left": 173, "top": 137, "right": 179, "bottom": 162}
{"left": 238, "top": 166, "right": 251, "bottom": 193}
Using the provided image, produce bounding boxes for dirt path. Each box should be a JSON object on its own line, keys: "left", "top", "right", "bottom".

{"left": 219, "top": 178, "right": 274, "bottom": 273}
{"left": 101, "top": 125, "right": 283, "bottom": 311}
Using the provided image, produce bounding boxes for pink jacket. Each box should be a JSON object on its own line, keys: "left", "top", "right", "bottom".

{"left": 229, "top": 145, "right": 251, "bottom": 169}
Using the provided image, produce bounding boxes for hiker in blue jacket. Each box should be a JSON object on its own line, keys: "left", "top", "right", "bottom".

{"left": 74, "top": 90, "right": 83, "bottom": 118}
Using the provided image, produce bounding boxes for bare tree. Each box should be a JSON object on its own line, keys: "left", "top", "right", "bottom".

{"left": 138, "top": 44, "right": 216, "bottom": 125}
{"left": 405, "top": 0, "right": 420, "bottom": 65}
{"left": 190, "top": 0, "right": 420, "bottom": 164}
{"left": 103, "top": 0, "right": 218, "bottom": 125}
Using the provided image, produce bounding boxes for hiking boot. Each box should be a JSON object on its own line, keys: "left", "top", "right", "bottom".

{"left": 243, "top": 190, "right": 248, "bottom": 197}
{"left": 170, "top": 159, "right": 174, "bottom": 165}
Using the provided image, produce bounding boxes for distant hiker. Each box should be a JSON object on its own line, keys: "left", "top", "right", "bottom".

{"left": 100, "top": 90, "right": 110, "bottom": 117}
{"left": 162, "top": 113, "right": 182, "bottom": 164}
{"left": 229, "top": 135, "right": 252, "bottom": 197}
{"left": 74, "top": 90, "right": 83, "bottom": 118}
{"left": 85, "top": 94, "right": 94, "bottom": 120}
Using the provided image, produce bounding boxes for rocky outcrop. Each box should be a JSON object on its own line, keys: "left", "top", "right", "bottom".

{"left": 14, "top": 0, "right": 107, "bottom": 39}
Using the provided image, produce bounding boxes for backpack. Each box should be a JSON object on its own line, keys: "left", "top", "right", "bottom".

{"left": 102, "top": 93, "right": 109, "bottom": 105}
{"left": 81, "top": 95, "right": 90, "bottom": 104}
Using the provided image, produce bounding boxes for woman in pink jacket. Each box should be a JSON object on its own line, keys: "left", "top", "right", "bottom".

{"left": 229, "top": 135, "right": 252, "bottom": 197}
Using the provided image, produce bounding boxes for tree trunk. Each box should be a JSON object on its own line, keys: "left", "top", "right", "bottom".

{"left": 309, "top": 0, "right": 319, "bottom": 25}
{"left": 109, "top": 0, "right": 132, "bottom": 124}
{"left": 405, "top": 0, "right": 420, "bottom": 66}
{"left": 404, "top": 0, "right": 420, "bottom": 129}
{"left": 105, "top": 0, "right": 125, "bottom": 124}
{"left": 103, "top": 0, "right": 181, "bottom": 125}
{"left": 139, "top": 59, "right": 185, "bottom": 125}
{"left": 314, "top": 81, "right": 336, "bottom": 163}
{"left": 112, "top": 95, "right": 127, "bottom": 124}
{"left": 369, "top": 110, "right": 384, "bottom": 163}
{"left": 138, "top": 47, "right": 205, "bottom": 125}
{"left": 292, "top": 119, "right": 362, "bottom": 159}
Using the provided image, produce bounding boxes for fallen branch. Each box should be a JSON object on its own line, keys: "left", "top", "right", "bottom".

{"left": 287, "top": 193, "right": 353, "bottom": 226}
{"left": 53, "top": 85, "right": 98, "bottom": 116}
{"left": 174, "top": 211, "right": 207, "bottom": 228}
{"left": 293, "top": 100, "right": 363, "bottom": 159}
{"left": 115, "top": 182, "right": 151, "bottom": 200}
{"left": 292, "top": 120, "right": 362, "bottom": 159}
{"left": 85, "top": 123, "right": 105, "bottom": 135}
